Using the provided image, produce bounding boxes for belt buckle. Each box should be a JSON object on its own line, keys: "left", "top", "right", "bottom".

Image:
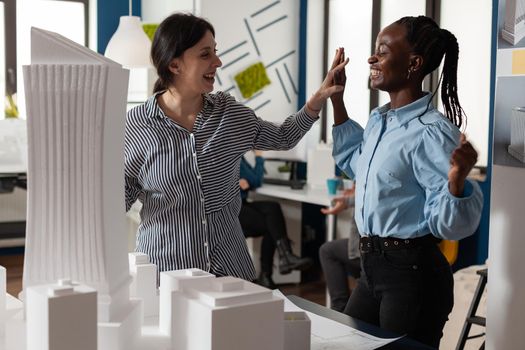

{"left": 360, "top": 238, "right": 373, "bottom": 253}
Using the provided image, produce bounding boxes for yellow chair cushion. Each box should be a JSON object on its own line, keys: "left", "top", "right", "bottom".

{"left": 439, "top": 240, "right": 459, "bottom": 265}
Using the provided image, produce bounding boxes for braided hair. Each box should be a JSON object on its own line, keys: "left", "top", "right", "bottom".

{"left": 395, "top": 16, "right": 465, "bottom": 128}
{"left": 151, "top": 13, "right": 215, "bottom": 93}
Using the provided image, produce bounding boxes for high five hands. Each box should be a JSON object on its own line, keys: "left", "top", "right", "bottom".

{"left": 306, "top": 47, "right": 349, "bottom": 115}
{"left": 448, "top": 133, "right": 478, "bottom": 197}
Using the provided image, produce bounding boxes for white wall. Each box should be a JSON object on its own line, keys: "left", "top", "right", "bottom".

{"left": 325, "top": 0, "right": 373, "bottom": 141}
{"left": 441, "top": 0, "right": 492, "bottom": 167}
{"left": 487, "top": 1, "right": 525, "bottom": 348}
{"left": 487, "top": 165, "right": 525, "bottom": 349}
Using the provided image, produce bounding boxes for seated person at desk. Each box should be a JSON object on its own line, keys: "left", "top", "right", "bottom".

{"left": 239, "top": 151, "right": 313, "bottom": 289}
{"left": 320, "top": 188, "right": 361, "bottom": 313}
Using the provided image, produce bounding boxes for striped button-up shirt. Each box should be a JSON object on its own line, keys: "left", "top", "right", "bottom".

{"left": 125, "top": 91, "right": 317, "bottom": 281}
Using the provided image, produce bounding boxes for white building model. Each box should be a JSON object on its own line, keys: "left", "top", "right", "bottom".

{"left": 508, "top": 107, "right": 525, "bottom": 163}
{"left": 0, "top": 28, "right": 310, "bottom": 350}
{"left": 501, "top": 0, "right": 525, "bottom": 45}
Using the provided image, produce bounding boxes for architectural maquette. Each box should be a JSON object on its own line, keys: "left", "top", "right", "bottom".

{"left": 0, "top": 27, "right": 310, "bottom": 350}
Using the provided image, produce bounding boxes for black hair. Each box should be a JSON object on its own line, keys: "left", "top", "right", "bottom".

{"left": 395, "top": 16, "right": 465, "bottom": 128}
{"left": 151, "top": 13, "right": 215, "bottom": 93}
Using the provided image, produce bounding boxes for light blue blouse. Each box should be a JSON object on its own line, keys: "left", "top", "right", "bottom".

{"left": 332, "top": 93, "right": 483, "bottom": 240}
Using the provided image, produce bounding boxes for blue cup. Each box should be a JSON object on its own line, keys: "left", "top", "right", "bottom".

{"left": 326, "top": 178, "right": 340, "bottom": 195}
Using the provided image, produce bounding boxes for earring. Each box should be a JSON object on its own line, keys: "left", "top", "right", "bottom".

{"left": 406, "top": 68, "right": 413, "bottom": 80}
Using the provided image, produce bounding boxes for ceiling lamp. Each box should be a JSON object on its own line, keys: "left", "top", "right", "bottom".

{"left": 104, "top": 0, "right": 151, "bottom": 68}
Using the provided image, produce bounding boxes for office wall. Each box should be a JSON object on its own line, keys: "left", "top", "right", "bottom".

{"left": 486, "top": 0, "right": 525, "bottom": 349}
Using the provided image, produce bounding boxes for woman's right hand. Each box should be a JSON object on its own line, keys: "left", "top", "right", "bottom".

{"left": 239, "top": 178, "right": 250, "bottom": 191}
{"left": 306, "top": 47, "right": 349, "bottom": 114}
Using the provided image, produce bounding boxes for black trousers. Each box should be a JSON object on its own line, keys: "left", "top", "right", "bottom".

{"left": 344, "top": 241, "right": 453, "bottom": 349}
{"left": 239, "top": 200, "right": 287, "bottom": 273}
{"left": 319, "top": 239, "right": 361, "bottom": 312}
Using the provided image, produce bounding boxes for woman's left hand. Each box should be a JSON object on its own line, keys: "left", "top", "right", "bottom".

{"left": 306, "top": 48, "right": 349, "bottom": 113}
{"left": 448, "top": 134, "right": 478, "bottom": 196}
{"left": 320, "top": 188, "right": 355, "bottom": 215}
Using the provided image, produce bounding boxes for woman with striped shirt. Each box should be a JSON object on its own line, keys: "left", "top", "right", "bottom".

{"left": 125, "top": 13, "right": 347, "bottom": 282}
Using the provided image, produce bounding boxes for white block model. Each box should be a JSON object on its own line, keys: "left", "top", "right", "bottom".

{"left": 284, "top": 311, "right": 311, "bottom": 350}
{"left": 161, "top": 269, "right": 286, "bottom": 350}
{"left": 26, "top": 279, "right": 97, "bottom": 350}
{"left": 502, "top": 0, "right": 525, "bottom": 45}
{"left": 508, "top": 107, "right": 525, "bottom": 162}
{"left": 129, "top": 252, "right": 158, "bottom": 318}
{"left": 22, "top": 27, "right": 142, "bottom": 350}
{"left": 8, "top": 26, "right": 311, "bottom": 350}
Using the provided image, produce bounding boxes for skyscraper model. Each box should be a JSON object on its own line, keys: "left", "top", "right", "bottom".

{"left": 22, "top": 27, "right": 141, "bottom": 349}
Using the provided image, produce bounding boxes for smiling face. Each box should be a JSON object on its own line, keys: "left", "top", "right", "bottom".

{"left": 368, "top": 23, "right": 414, "bottom": 93}
{"left": 170, "top": 30, "right": 222, "bottom": 94}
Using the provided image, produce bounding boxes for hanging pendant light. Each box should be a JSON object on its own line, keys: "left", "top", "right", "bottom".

{"left": 104, "top": 0, "right": 151, "bottom": 68}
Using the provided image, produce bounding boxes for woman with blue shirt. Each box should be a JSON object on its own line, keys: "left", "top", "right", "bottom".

{"left": 330, "top": 16, "right": 483, "bottom": 348}
{"left": 239, "top": 152, "right": 313, "bottom": 289}
{"left": 124, "top": 13, "right": 346, "bottom": 283}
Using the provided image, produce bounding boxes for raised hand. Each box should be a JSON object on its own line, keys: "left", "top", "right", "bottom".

{"left": 306, "top": 47, "right": 349, "bottom": 114}
{"left": 331, "top": 47, "right": 347, "bottom": 101}
{"left": 448, "top": 134, "right": 478, "bottom": 197}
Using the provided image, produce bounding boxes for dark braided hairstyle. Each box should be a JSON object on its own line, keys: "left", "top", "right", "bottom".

{"left": 395, "top": 16, "right": 465, "bottom": 128}
{"left": 151, "top": 13, "right": 215, "bottom": 93}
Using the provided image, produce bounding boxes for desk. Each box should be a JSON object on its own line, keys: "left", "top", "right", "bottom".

{"left": 255, "top": 184, "right": 338, "bottom": 241}
{"left": 288, "top": 295, "right": 436, "bottom": 350}
{"left": 253, "top": 184, "right": 354, "bottom": 290}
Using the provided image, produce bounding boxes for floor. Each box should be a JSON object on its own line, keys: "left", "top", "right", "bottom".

{"left": 0, "top": 253, "right": 327, "bottom": 306}
{"left": 0, "top": 253, "right": 23, "bottom": 297}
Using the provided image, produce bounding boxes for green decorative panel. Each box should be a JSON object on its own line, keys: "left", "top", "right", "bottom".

{"left": 234, "top": 62, "right": 271, "bottom": 99}
{"left": 142, "top": 24, "right": 159, "bottom": 42}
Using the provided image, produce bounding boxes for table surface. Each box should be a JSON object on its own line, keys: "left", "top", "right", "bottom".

{"left": 288, "top": 295, "right": 436, "bottom": 350}
{"left": 255, "top": 183, "right": 336, "bottom": 207}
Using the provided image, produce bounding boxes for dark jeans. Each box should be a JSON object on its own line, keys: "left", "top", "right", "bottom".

{"left": 319, "top": 239, "right": 361, "bottom": 312}
{"left": 239, "top": 200, "right": 287, "bottom": 274}
{"left": 344, "top": 242, "right": 453, "bottom": 349}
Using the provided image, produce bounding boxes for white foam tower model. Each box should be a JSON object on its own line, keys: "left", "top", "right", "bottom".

{"left": 22, "top": 27, "right": 141, "bottom": 349}
{"left": 0, "top": 27, "right": 311, "bottom": 350}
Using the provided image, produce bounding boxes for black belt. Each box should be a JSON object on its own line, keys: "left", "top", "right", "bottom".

{"left": 359, "top": 234, "right": 440, "bottom": 253}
